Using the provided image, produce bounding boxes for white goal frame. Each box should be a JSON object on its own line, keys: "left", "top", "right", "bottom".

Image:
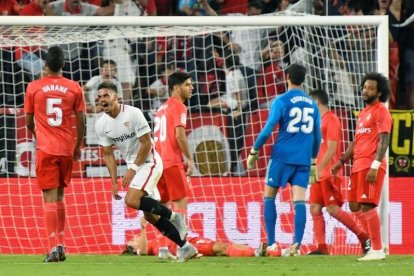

{"left": 0, "top": 14, "right": 390, "bottom": 247}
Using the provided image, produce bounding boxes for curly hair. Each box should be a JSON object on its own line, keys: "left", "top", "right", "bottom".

{"left": 360, "top": 72, "right": 390, "bottom": 103}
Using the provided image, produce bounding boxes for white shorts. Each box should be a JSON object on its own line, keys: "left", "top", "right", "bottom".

{"left": 128, "top": 153, "right": 163, "bottom": 201}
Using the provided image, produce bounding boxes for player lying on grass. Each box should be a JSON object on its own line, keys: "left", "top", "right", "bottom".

{"left": 122, "top": 218, "right": 258, "bottom": 259}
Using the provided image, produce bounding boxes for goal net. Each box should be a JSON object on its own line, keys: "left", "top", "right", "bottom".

{"left": 0, "top": 14, "right": 388, "bottom": 255}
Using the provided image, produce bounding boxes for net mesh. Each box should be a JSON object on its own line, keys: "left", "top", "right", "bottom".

{"left": 0, "top": 13, "right": 380, "bottom": 255}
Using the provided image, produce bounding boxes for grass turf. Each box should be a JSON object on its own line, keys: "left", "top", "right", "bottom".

{"left": 1, "top": 255, "right": 413, "bottom": 276}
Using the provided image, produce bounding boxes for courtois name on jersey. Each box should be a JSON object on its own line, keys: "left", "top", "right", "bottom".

{"left": 112, "top": 132, "right": 136, "bottom": 143}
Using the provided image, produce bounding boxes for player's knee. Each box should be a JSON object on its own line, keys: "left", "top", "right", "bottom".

{"left": 348, "top": 201, "right": 360, "bottom": 212}
{"left": 125, "top": 196, "right": 140, "bottom": 210}
{"left": 309, "top": 204, "right": 322, "bottom": 215}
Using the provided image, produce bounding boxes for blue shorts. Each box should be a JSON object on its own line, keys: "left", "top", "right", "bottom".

{"left": 265, "top": 159, "right": 309, "bottom": 189}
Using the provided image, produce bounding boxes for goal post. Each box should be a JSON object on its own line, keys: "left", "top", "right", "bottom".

{"left": 0, "top": 14, "right": 389, "bottom": 254}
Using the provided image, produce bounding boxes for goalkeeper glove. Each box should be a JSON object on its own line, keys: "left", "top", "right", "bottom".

{"left": 247, "top": 148, "right": 259, "bottom": 170}
{"left": 309, "top": 158, "right": 318, "bottom": 185}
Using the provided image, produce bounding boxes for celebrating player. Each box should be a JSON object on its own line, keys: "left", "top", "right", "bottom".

{"left": 247, "top": 63, "right": 321, "bottom": 256}
{"left": 331, "top": 72, "right": 392, "bottom": 261}
{"left": 308, "top": 89, "right": 370, "bottom": 255}
{"left": 24, "top": 46, "right": 85, "bottom": 262}
{"left": 95, "top": 82, "right": 198, "bottom": 262}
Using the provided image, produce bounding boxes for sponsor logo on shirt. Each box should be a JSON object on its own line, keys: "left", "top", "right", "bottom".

{"left": 112, "top": 132, "right": 136, "bottom": 143}
{"left": 355, "top": 127, "right": 372, "bottom": 134}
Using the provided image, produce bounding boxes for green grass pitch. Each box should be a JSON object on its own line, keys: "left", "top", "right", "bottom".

{"left": 1, "top": 255, "right": 414, "bottom": 276}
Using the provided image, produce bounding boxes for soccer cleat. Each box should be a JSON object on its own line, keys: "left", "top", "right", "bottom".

{"left": 357, "top": 249, "right": 386, "bottom": 261}
{"left": 177, "top": 244, "right": 199, "bottom": 262}
{"left": 362, "top": 239, "right": 371, "bottom": 254}
{"left": 281, "top": 243, "right": 300, "bottom": 257}
{"left": 254, "top": 241, "right": 267, "bottom": 257}
{"left": 170, "top": 213, "right": 188, "bottom": 241}
{"left": 267, "top": 243, "right": 282, "bottom": 257}
{"left": 307, "top": 244, "right": 329, "bottom": 255}
{"left": 56, "top": 244, "right": 66, "bottom": 261}
{"left": 43, "top": 247, "right": 59, "bottom": 262}
{"left": 158, "top": 247, "right": 177, "bottom": 260}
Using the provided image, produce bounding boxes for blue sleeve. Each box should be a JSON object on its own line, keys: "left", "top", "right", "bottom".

{"left": 253, "top": 99, "right": 283, "bottom": 150}
{"left": 312, "top": 105, "right": 322, "bottom": 158}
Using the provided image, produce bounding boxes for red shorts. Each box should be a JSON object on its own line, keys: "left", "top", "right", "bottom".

{"left": 348, "top": 168, "right": 386, "bottom": 206}
{"left": 309, "top": 176, "right": 344, "bottom": 207}
{"left": 35, "top": 149, "right": 73, "bottom": 190}
{"left": 157, "top": 165, "right": 189, "bottom": 203}
{"left": 188, "top": 237, "right": 215, "bottom": 256}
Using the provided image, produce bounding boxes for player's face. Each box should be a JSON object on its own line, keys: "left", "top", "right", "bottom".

{"left": 179, "top": 78, "right": 194, "bottom": 100}
{"left": 101, "top": 64, "right": 117, "bottom": 81}
{"left": 362, "top": 79, "right": 380, "bottom": 104}
{"left": 97, "top": 88, "right": 118, "bottom": 115}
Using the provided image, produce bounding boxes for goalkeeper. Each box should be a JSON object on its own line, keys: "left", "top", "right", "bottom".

{"left": 307, "top": 89, "right": 370, "bottom": 255}
{"left": 247, "top": 64, "right": 321, "bottom": 256}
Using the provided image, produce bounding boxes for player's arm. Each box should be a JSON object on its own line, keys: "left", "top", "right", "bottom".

{"left": 73, "top": 111, "right": 85, "bottom": 161}
{"left": 176, "top": 126, "right": 194, "bottom": 176}
{"left": 25, "top": 113, "right": 36, "bottom": 139}
{"left": 122, "top": 132, "right": 152, "bottom": 188}
{"left": 331, "top": 141, "right": 354, "bottom": 176}
{"left": 247, "top": 100, "right": 282, "bottom": 169}
{"left": 102, "top": 145, "right": 121, "bottom": 200}
{"left": 366, "top": 132, "right": 390, "bottom": 183}
{"left": 319, "top": 140, "right": 337, "bottom": 172}
{"left": 135, "top": 218, "right": 149, "bottom": 255}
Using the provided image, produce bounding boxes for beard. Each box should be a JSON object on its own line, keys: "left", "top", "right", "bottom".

{"left": 363, "top": 95, "right": 377, "bottom": 104}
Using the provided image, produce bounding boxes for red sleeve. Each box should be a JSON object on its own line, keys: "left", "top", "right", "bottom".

{"left": 376, "top": 106, "right": 392, "bottom": 134}
{"left": 172, "top": 102, "right": 187, "bottom": 129}
{"left": 24, "top": 82, "right": 35, "bottom": 114}
{"left": 325, "top": 114, "right": 341, "bottom": 142}
{"left": 146, "top": 0, "right": 156, "bottom": 15}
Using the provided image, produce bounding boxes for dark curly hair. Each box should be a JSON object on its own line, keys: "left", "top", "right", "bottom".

{"left": 360, "top": 72, "right": 390, "bottom": 103}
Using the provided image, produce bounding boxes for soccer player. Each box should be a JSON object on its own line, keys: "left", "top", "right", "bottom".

{"left": 24, "top": 46, "right": 85, "bottom": 262}
{"left": 94, "top": 82, "right": 198, "bottom": 262}
{"left": 307, "top": 89, "right": 370, "bottom": 255}
{"left": 331, "top": 72, "right": 392, "bottom": 261}
{"left": 154, "top": 71, "right": 194, "bottom": 213}
{"left": 246, "top": 63, "right": 321, "bottom": 256}
{"left": 124, "top": 218, "right": 256, "bottom": 258}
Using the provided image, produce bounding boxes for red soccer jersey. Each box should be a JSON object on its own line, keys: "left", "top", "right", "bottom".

{"left": 317, "top": 111, "right": 343, "bottom": 179}
{"left": 353, "top": 102, "right": 392, "bottom": 172}
{"left": 154, "top": 97, "right": 187, "bottom": 169}
{"left": 19, "top": 2, "right": 44, "bottom": 15}
{"left": 24, "top": 76, "right": 85, "bottom": 156}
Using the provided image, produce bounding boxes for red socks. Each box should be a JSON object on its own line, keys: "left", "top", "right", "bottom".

{"left": 56, "top": 201, "right": 66, "bottom": 245}
{"left": 225, "top": 244, "right": 255, "bottom": 257}
{"left": 311, "top": 213, "right": 326, "bottom": 245}
{"left": 44, "top": 202, "right": 57, "bottom": 250}
{"left": 331, "top": 208, "right": 369, "bottom": 242}
{"left": 363, "top": 208, "right": 382, "bottom": 250}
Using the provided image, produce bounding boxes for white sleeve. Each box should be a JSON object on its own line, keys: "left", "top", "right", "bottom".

{"left": 132, "top": 108, "right": 151, "bottom": 138}
{"left": 95, "top": 118, "right": 113, "bottom": 147}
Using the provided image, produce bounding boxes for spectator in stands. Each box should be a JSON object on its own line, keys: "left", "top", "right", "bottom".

{"left": 146, "top": 63, "right": 175, "bottom": 120}
{"left": 0, "top": 0, "right": 22, "bottom": 15}
{"left": 82, "top": 59, "right": 123, "bottom": 113}
{"left": 398, "top": 0, "right": 414, "bottom": 109}
{"left": 257, "top": 39, "right": 287, "bottom": 108}
{"left": 19, "top": 0, "right": 48, "bottom": 15}
{"left": 46, "top": 0, "right": 99, "bottom": 15}
{"left": 260, "top": 0, "right": 279, "bottom": 14}
{"left": 206, "top": 0, "right": 248, "bottom": 15}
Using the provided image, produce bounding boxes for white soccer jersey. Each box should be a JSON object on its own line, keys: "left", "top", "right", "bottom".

{"left": 95, "top": 105, "right": 154, "bottom": 165}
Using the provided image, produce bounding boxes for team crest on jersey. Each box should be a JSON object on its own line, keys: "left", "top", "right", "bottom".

{"left": 366, "top": 113, "right": 371, "bottom": 121}
{"left": 181, "top": 113, "right": 186, "bottom": 124}
{"left": 124, "top": 122, "right": 130, "bottom": 129}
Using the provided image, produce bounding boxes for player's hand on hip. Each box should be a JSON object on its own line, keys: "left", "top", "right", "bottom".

{"left": 309, "top": 159, "right": 318, "bottom": 185}
{"left": 247, "top": 148, "right": 259, "bottom": 170}
{"left": 122, "top": 169, "right": 135, "bottom": 188}
{"left": 186, "top": 159, "right": 194, "bottom": 176}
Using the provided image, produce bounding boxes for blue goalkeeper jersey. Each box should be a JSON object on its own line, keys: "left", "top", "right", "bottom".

{"left": 253, "top": 88, "right": 321, "bottom": 166}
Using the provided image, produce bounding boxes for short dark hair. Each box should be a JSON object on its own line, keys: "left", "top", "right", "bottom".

{"left": 309, "top": 89, "right": 329, "bottom": 105}
{"left": 168, "top": 71, "right": 191, "bottom": 91}
{"left": 46, "top": 46, "right": 64, "bottom": 73}
{"left": 286, "top": 63, "right": 306, "bottom": 85}
{"left": 360, "top": 72, "right": 390, "bottom": 103}
{"left": 97, "top": 81, "right": 118, "bottom": 94}
{"left": 101, "top": 59, "right": 117, "bottom": 68}
{"left": 249, "top": 1, "right": 263, "bottom": 10}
